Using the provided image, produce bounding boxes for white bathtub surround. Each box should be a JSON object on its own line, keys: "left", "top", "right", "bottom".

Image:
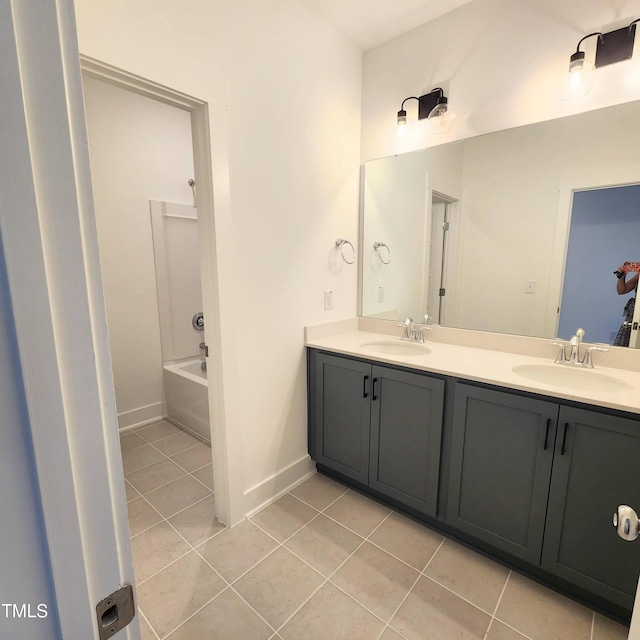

{"left": 164, "top": 358, "right": 210, "bottom": 443}
{"left": 305, "top": 319, "right": 640, "bottom": 414}
{"left": 150, "top": 200, "right": 204, "bottom": 363}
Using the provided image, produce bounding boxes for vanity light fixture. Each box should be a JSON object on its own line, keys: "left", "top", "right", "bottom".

{"left": 397, "top": 87, "right": 455, "bottom": 134}
{"left": 559, "top": 19, "right": 638, "bottom": 100}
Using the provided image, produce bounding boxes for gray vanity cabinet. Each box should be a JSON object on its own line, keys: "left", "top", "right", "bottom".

{"left": 310, "top": 350, "right": 444, "bottom": 516}
{"left": 447, "top": 384, "right": 558, "bottom": 564}
{"left": 369, "top": 366, "right": 444, "bottom": 516}
{"left": 312, "top": 352, "right": 372, "bottom": 485}
{"left": 541, "top": 407, "right": 640, "bottom": 610}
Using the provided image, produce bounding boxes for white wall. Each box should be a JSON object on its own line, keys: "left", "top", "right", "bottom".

{"left": 74, "top": 0, "right": 362, "bottom": 508}
{"left": 83, "top": 76, "right": 195, "bottom": 429}
{"left": 0, "top": 242, "right": 59, "bottom": 639}
{"left": 361, "top": 0, "right": 640, "bottom": 340}
{"left": 362, "top": 0, "right": 640, "bottom": 161}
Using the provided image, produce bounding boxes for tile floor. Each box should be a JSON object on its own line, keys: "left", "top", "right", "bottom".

{"left": 121, "top": 420, "right": 630, "bottom": 640}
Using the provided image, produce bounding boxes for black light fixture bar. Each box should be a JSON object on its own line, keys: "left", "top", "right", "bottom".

{"left": 595, "top": 22, "right": 637, "bottom": 67}
{"left": 397, "top": 88, "right": 446, "bottom": 124}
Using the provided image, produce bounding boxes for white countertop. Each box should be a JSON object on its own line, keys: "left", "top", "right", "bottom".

{"left": 306, "top": 329, "right": 640, "bottom": 415}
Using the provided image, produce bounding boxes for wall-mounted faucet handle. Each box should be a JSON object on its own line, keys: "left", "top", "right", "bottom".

{"left": 582, "top": 346, "right": 608, "bottom": 368}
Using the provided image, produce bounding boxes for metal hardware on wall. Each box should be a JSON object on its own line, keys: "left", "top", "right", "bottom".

{"left": 335, "top": 238, "right": 356, "bottom": 264}
{"left": 373, "top": 242, "right": 392, "bottom": 265}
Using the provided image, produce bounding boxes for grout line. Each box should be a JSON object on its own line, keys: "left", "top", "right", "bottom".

{"left": 228, "top": 585, "right": 279, "bottom": 635}
{"left": 162, "top": 587, "right": 231, "bottom": 639}
{"left": 376, "top": 538, "right": 447, "bottom": 640}
{"left": 138, "top": 607, "right": 161, "bottom": 640}
{"left": 483, "top": 569, "right": 511, "bottom": 640}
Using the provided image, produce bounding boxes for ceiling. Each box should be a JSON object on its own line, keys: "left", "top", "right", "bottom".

{"left": 297, "top": 0, "right": 476, "bottom": 50}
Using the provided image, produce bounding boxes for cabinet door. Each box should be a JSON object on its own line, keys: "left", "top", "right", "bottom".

{"left": 447, "top": 384, "right": 558, "bottom": 564}
{"left": 369, "top": 366, "right": 444, "bottom": 516}
{"left": 542, "top": 406, "right": 640, "bottom": 611}
{"left": 313, "top": 353, "right": 371, "bottom": 484}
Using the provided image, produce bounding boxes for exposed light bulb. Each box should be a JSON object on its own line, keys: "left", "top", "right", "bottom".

{"left": 427, "top": 101, "right": 455, "bottom": 134}
{"left": 558, "top": 51, "right": 594, "bottom": 100}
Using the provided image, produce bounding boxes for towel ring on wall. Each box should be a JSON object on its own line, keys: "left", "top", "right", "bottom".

{"left": 373, "top": 242, "right": 392, "bottom": 264}
{"left": 335, "top": 238, "right": 356, "bottom": 264}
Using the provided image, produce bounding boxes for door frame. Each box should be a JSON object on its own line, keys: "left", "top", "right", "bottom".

{"left": 547, "top": 164, "right": 640, "bottom": 340}
{"left": 80, "top": 56, "right": 236, "bottom": 526}
{"left": 1, "top": 1, "right": 137, "bottom": 636}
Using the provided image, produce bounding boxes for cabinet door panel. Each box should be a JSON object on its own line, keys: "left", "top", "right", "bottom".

{"left": 448, "top": 384, "right": 557, "bottom": 563}
{"left": 314, "top": 353, "right": 371, "bottom": 484}
{"left": 369, "top": 366, "right": 444, "bottom": 516}
{"left": 542, "top": 407, "right": 640, "bottom": 611}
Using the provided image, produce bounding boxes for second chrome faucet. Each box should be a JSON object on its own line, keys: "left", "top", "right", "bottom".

{"left": 398, "top": 317, "right": 431, "bottom": 344}
{"left": 551, "top": 328, "right": 608, "bottom": 369}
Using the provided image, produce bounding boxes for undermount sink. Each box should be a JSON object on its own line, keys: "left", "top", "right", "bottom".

{"left": 511, "top": 364, "right": 632, "bottom": 393}
{"left": 360, "top": 340, "right": 430, "bottom": 357}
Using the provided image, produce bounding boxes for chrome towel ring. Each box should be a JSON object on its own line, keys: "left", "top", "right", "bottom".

{"left": 336, "top": 238, "right": 356, "bottom": 264}
{"left": 373, "top": 242, "right": 391, "bottom": 264}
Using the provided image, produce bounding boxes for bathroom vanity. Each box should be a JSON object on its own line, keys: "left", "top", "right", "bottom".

{"left": 306, "top": 325, "right": 640, "bottom": 623}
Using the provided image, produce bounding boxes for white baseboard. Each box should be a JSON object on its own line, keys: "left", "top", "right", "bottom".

{"left": 117, "top": 401, "right": 167, "bottom": 431}
{"left": 244, "top": 455, "right": 316, "bottom": 518}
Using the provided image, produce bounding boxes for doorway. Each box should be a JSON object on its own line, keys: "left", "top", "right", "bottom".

{"left": 79, "top": 57, "right": 232, "bottom": 526}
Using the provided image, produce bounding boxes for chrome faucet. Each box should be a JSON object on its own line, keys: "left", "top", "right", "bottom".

{"left": 551, "top": 328, "right": 608, "bottom": 368}
{"left": 397, "top": 317, "right": 431, "bottom": 344}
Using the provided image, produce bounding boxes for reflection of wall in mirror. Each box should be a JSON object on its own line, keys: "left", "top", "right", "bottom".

{"left": 559, "top": 185, "right": 640, "bottom": 345}
{"left": 362, "top": 145, "right": 463, "bottom": 322}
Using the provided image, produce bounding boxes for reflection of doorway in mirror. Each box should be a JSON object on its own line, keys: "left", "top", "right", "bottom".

{"left": 558, "top": 184, "right": 640, "bottom": 346}
{"left": 427, "top": 194, "right": 455, "bottom": 325}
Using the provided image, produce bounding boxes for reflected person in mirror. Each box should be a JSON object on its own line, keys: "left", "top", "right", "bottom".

{"left": 614, "top": 262, "right": 639, "bottom": 347}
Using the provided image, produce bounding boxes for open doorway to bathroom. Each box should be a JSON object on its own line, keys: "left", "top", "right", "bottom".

{"left": 81, "top": 70, "right": 226, "bottom": 570}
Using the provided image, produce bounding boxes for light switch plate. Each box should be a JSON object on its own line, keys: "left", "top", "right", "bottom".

{"left": 324, "top": 290, "right": 333, "bottom": 311}
{"left": 525, "top": 280, "right": 536, "bottom": 294}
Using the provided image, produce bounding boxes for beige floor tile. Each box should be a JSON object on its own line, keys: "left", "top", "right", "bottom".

{"left": 127, "top": 497, "right": 162, "bottom": 537}
{"left": 495, "top": 572, "right": 592, "bottom": 640}
{"left": 131, "top": 522, "right": 190, "bottom": 584}
{"left": 250, "top": 494, "right": 318, "bottom": 542}
{"left": 486, "top": 620, "right": 529, "bottom": 640}
{"left": 168, "top": 496, "right": 225, "bottom": 547}
{"left": 153, "top": 431, "right": 201, "bottom": 457}
{"left": 331, "top": 541, "right": 419, "bottom": 622}
{"left": 324, "top": 490, "right": 392, "bottom": 537}
{"left": 120, "top": 432, "right": 146, "bottom": 453}
{"left": 280, "top": 583, "right": 384, "bottom": 640}
{"left": 124, "top": 479, "right": 140, "bottom": 503}
{"left": 137, "top": 551, "right": 226, "bottom": 638}
{"left": 424, "top": 539, "right": 509, "bottom": 613}
{"left": 390, "top": 576, "right": 490, "bottom": 640}
{"left": 121, "top": 444, "right": 165, "bottom": 475}
{"left": 593, "top": 613, "right": 629, "bottom": 640}
{"left": 234, "top": 547, "right": 324, "bottom": 628}
{"left": 126, "top": 459, "right": 186, "bottom": 495}
{"left": 166, "top": 588, "right": 273, "bottom": 640}
{"left": 136, "top": 420, "right": 182, "bottom": 442}
{"left": 139, "top": 612, "right": 157, "bottom": 640}
{"left": 170, "top": 443, "right": 212, "bottom": 472}
{"left": 144, "top": 475, "right": 211, "bottom": 518}
{"left": 284, "top": 513, "right": 363, "bottom": 577}
{"left": 197, "top": 519, "right": 278, "bottom": 582}
{"left": 369, "top": 512, "right": 444, "bottom": 571}
{"left": 379, "top": 628, "right": 405, "bottom": 640}
{"left": 191, "top": 464, "right": 214, "bottom": 491}
{"left": 289, "top": 473, "right": 348, "bottom": 510}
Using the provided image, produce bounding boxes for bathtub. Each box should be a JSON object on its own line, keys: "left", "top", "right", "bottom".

{"left": 163, "top": 358, "right": 211, "bottom": 443}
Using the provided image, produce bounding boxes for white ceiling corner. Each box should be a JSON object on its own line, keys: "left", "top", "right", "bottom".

{"left": 297, "top": 0, "right": 477, "bottom": 50}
